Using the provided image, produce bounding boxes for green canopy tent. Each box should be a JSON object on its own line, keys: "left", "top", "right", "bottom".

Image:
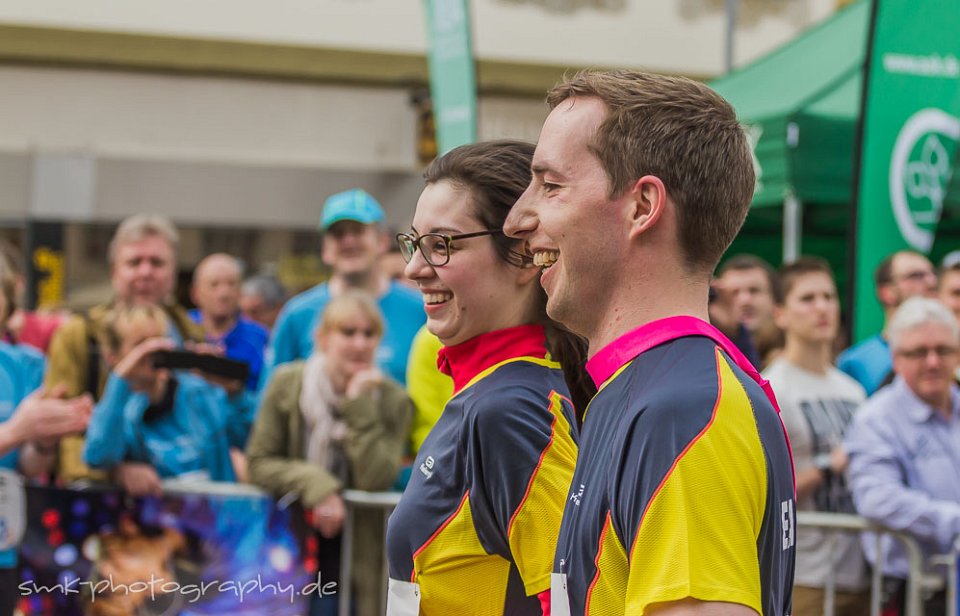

{"left": 709, "top": 0, "right": 870, "bottom": 299}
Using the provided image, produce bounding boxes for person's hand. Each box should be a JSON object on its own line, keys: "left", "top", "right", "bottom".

{"left": 708, "top": 278, "right": 738, "bottom": 337}
{"left": 229, "top": 448, "right": 249, "bottom": 483}
{"left": 311, "top": 493, "right": 346, "bottom": 538}
{"left": 184, "top": 341, "right": 224, "bottom": 356}
{"left": 830, "top": 445, "right": 849, "bottom": 474}
{"left": 7, "top": 386, "right": 92, "bottom": 447}
{"left": 114, "top": 462, "right": 163, "bottom": 497}
{"left": 345, "top": 368, "right": 383, "bottom": 400}
{"left": 113, "top": 337, "right": 175, "bottom": 380}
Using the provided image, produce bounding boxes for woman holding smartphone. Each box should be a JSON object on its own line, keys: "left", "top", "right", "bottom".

{"left": 386, "top": 140, "right": 590, "bottom": 616}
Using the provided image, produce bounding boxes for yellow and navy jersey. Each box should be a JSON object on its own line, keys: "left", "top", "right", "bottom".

{"left": 554, "top": 317, "right": 795, "bottom": 615}
{"left": 387, "top": 324, "right": 578, "bottom": 615}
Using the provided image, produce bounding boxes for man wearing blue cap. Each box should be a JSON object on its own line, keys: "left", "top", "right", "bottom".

{"left": 261, "top": 189, "right": 424, "bottom": 388}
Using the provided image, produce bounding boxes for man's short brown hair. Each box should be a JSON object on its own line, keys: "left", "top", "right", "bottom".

{"left": 774, "top": 256, "right": 835, "bottom": 305}
{"left": 547, "top": 70, "right": 755, "bottom": 273}
{"left": 717, "top": 254, "right": 776, "bottom": 291}
{"left": 874, "top": 250, "right": 926, "bottom": 287}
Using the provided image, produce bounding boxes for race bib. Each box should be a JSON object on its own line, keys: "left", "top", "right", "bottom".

{"left": 0, "top": 469, "right": 25, "bottom": 550}
{"left": 386, "top": 578, "right": 420, "bottom": 616}
{"left": 551, "top": 573, "right": 572, "bottom": 616}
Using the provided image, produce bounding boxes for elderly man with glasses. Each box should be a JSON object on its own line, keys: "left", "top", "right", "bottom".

{"left": 845, "top": 296, "right": 960, "bottom": 616}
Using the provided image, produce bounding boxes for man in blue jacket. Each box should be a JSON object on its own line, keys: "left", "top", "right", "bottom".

{"left": 190, "top": 253, "right": 268, "bottom": 391}
{"left": 838, "top": 250, "right": 937, "bottom": 395}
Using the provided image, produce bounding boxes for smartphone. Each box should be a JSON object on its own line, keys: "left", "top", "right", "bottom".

{"left": 152, "top": 350, "right": 250, "bottom": 382}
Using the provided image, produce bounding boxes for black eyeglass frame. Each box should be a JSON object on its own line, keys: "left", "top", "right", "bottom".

{"left": 396, "top": 230, "right": 503, "bottom": 267}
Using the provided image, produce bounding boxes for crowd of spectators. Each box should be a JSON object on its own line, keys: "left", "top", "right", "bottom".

{"left": 712, "top": 249, "right": 958, "bottom": 616}
{"left": 0, "top": 190, "right": 433, "bottom": 616}
{"left": 3, "top": 187, "right": 960, "bottom": 615}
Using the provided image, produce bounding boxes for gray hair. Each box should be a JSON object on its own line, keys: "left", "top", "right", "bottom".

{"left": 108, "top": 214, "right": 179, "bottom": 263}
{"left": 240, "top": 274, "right": 287, "bottom": 308}
{"left": 887, "top": 297, "right": 960, "bottom": 350}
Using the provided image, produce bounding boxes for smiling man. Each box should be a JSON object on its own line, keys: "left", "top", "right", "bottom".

{"left": 505, "top": 70, "right": 795, "bottom": 616}
{"left": 261, "top": 189, "right": 424, "bottom": 388}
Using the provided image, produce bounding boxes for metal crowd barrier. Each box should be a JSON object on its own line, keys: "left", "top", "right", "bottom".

{"left": 334, "top": 496, "right": 960, "bottom": 616}
{"left": 798, "top": 511, "right": 959, "bottom": 616}
{"left": 339, "top": 489, "right": 402, "bottom": 616}
{"left": 334, "top": 502, "right": 959, "bottom": 616}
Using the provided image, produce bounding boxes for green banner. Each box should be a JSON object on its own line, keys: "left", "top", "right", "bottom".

{"left": 423, "top": 0, "right": 477, "bottom": 154}
{"left": 851, "top": 0, "right": 960, "bottom": 341}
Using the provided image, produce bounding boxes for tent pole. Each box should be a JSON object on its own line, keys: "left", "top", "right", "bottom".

{"left": 725, "top": 0, "right": 739, "bottom": 72}
{"left": 783, "top": 192, "right": 802, "bottom": 263}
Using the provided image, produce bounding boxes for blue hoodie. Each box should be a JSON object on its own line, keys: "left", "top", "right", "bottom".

{"left": 0, "top": 341, "right": 45, "bottom": 568}
{"left": 84, "top": 372, "right": 254, "bottom": 482}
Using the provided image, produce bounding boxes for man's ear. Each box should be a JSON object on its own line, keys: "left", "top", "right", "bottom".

{"left": 772, "top": 304, "right": 787, "bottom": 331}
{"left": 627, "top": 175, "right": 666, "bottom": 240}
{"left": 876, "top": 283, "right": 896, "bottom": 308}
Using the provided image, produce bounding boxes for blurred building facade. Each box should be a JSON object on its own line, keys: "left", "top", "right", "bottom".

{"left": 0, "top": 0, "right": 842, "bottom": 307}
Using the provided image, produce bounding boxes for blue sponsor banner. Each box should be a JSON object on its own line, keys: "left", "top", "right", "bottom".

{"left": 16, "top": 484, "right": 321, "bottom": 615}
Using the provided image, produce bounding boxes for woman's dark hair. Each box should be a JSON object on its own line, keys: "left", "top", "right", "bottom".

{"left": 423, "top": 139, "right": 595, "bottom": 415}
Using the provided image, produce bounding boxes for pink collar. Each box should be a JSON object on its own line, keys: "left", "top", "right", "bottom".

{"left": 586, "top": 315, "right": 780, "bottom": 413}
{"left": 437, "top": 324, "right": 549, "bottom": 394}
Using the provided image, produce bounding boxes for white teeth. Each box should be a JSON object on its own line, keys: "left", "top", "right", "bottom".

{"left": 533, "top": 251, "right": 560, "bottom": 268}
{"left": 424, "top": 292, "right": 453, "bottom": 305}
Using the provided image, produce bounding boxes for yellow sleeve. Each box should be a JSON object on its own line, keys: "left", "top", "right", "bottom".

{"left": 623, "top": 356, "right": 766, "bottom": 615}
{"left": 506, "top": 391, "right": 578, "bottom": 595}
{"left": 405, "top": 325, "right": 453, "bottom": 454}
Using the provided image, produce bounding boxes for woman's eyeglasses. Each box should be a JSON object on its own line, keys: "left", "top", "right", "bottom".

{"left": 396, "top": 230, "right": 503, "bottom": 267}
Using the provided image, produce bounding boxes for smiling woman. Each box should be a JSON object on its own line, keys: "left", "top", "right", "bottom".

{"left": 386, "top": 140, "right": 591, "bottom": 616}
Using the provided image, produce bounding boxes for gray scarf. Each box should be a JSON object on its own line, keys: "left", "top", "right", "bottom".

{"left": 299, "top": 353, "right": 349, "bottom": 472}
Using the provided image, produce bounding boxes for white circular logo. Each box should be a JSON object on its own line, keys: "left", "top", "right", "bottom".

{"left": 889, "top": 108, "right": 960, "bottom": 251}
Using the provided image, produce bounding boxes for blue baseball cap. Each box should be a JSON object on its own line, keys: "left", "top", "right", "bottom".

{"left": 320, "top": 189, "right": 385, "bottom": 230}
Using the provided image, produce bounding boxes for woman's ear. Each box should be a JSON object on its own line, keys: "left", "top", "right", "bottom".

{"left": 627, "top": 175, "right": 666, "bottom": 240}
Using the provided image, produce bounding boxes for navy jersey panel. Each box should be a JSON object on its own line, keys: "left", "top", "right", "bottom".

{"left": 554, "top": 336, "right": 795, "bottom": 615}
{"left": 387, "top": 358, "right": 578, "bottom": 614}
